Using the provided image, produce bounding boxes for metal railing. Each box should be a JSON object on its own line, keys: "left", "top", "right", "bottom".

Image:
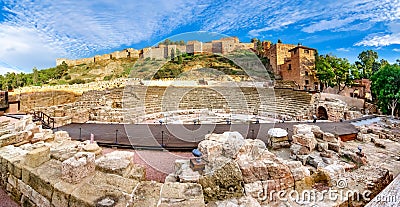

{"left": 33, "top": 111, "right": 55, "bottom": 129}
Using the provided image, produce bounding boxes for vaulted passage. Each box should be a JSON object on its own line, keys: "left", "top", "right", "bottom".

{"left": 317, "top": 106, "right": 328, "bottom": 120}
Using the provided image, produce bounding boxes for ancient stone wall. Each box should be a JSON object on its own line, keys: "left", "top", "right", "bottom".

{"left": 0, "top": 117, "right": 206, "bottom": 207}
{"left": 9, "top": 91, "right": 81, "bottom": 113}
{"left": 57, "top": 37, "right": 255, "bottom": 67}
{"left": 28, "top": 85, "right": 313, "bottom": 124}
{"left": 321, "top": 93, "right": 365, "bottom": 110}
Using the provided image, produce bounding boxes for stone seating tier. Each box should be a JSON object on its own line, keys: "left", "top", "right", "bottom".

{"left": 34, "top": 86, "right": 313, "bottom": 123}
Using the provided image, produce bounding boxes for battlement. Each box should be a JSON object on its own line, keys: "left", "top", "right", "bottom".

{"left": 56, "top": 37, "right": 254, "bottom": 67}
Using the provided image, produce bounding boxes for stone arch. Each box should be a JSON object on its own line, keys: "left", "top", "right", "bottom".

{"left": 317, "top": 106, "right": 328, "bottom": 120}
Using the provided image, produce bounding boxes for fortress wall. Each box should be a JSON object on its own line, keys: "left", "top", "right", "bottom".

{"left": 127, "top": 48, "right": 140, "bottom": 59}
{"left": 56, "top": 37, "right": 256, "bottom": 67}
{"left": 111, "top": 50, "right": 128, "bottom": 59}
{"left": 202, "top": 43, "right": 213, "bottom": 53}
{"left": 94, "top": 54, "right": 111, "bottom": 62}
{"left": 75, "top": 57, "right": 94, "bottom": 65}
{"left": 176, "top": 45, "right": 187, "bottom": 54}
{"left": 212, "top": 42, "right": 223, "bottom": 54}
{"left": 236, "top": 43, "right": 254, "bottom": 50}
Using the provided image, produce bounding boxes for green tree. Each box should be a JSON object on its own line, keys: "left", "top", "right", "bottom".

{"left": 380, "top": 59, "right": 389, "bottom": 67}
{"left": 33, "top": 67, "right": 39, "bottom": 85}
{"left": 170, "top": 48, "right": 175, "bottom": 60}
{"left": 356, "top": 50, "right": 378, "bottom": 78}
{"left": 54, "top": 61, "right": 68, "bottom": 79}
{"left": 177, "top": 55, "right": 183, "bottom": 64}
{"left": 315, "top": 54, "right": 357, "bottom": 92}
{"left": 371, "top": 64, "right": 400, "bottom": 117}
{"left": 0, "top": 75, "right": 4, "bottom": 90}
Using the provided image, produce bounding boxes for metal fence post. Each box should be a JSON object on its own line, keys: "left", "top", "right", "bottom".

{"left": 115, "top": 129, "right": 118, "bottom": 144}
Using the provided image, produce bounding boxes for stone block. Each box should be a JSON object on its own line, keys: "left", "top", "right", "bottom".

{"left": 24, "top": 146, "right": 50, "bottom": 168}
{"left": 32, "top": 132, "right": 45, "bottom": 142}
{"left": 89, "top": 171, "right": 139, "bottom": 194}
{"left": 159, "top": 182, "right": 205, "bottom": 207}
{"left": 292, "top": 133, "right": 316, "bottom": 150}
{"left": 29, "top": 159, "right": 62, "bottom": 201}
{"left": 323, "top": 132, "right": 337, "bottom": 143}
{"left": 312, "top": 128, "right": 324, "bottom": 139}
{"left": 210, "top": 196, "right": 261, "bottom": 207}
{"left": 373, "top": 138, "right": 386, "bottom": 148}
{"left": 294, "top": 176, "right": 314, "bottom": 193}
{"left": 69, "top": 172, "right": 136, "bottom": 207}
{"left": 290, "top": 143, "right": 311, "bottom": 155}
{"left": 0, "top": 133, "right": 17, "bottom": 147}
{"left": 54, "top": 131, "right": 71, "bottom": 142}
{"left": 243, "top": 181, "right": 263, "bottom": 200}
{"left": 62, "top": 152, "right": 95, "bottom": 184}
{"left": 316, "top": 142, "right": 329, "bottom": 152}
{"left": 52, "top": 180, "right": 81, "bottom": 207}
{"left": 130, "top": 181, "right": 162, "bottom": 207}
{"left": 82, "top": 142, "right": 102, "bottom": 155}
{"left": 293, "top": 124, "right": 320, "bottom": 135}
{"left": 124, "top": 164, "right": 146, "bottom": 181}
{"left": 328, "top": 142, "right": 340, "bottom": 153}
{"left": 199, "top": 162, "right": 244, "bottom": 202}
{"left": 95, "top": 151, "right": 134, "bottom": 177}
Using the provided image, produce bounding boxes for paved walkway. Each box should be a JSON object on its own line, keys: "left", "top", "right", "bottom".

{"left": 0, "top": 188, "right": 19, "bottom": 207}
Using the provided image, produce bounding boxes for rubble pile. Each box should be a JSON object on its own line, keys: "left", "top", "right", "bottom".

{"left": 170, "top": 132, "right": 329, "bottom": 205}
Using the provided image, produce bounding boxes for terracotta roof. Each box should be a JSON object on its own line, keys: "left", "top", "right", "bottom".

{"left": 288, "top": 45, "right": 316, "bottom": 52}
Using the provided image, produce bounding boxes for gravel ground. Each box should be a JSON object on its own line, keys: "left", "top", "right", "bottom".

{"left": 0, "top": 188, "right": 19, "bottom": 207}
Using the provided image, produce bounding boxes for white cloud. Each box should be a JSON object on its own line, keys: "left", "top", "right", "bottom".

{"left": 393, "top": 48, "right": 400, "bottom": 52}
{"left": 0, "top": 67, "right": 22, "bottom": 75}
{"left": 336, "top": 48, "right": 351, "bottom": 52}
{"left": 0, "top": 24, "right": 65, "bottom": 72}
{"left": 0, "top": 0, "right": 400, "bottom": 72}
{"left": 0, "top": 60, "right": 24, "bottom": 75}
{"left": 355, "top": 33, "right": 400, "bottom": 47}
{"left": 355, "top": 21, "right": 400, "bottom": 48}
{"left": 0, "top": 0, "right": 211, "bottom": 72}
{"left": 1, "top": 0, "right": 207, "bottom": 59}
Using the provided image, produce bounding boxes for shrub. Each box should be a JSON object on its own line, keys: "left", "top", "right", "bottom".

{"left": 69, "top": 79, "right": 85, "bottom": 85}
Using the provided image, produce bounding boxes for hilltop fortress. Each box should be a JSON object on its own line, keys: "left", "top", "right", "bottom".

{"left": 56, "top": 37, "right": 254, "bottom": 66}
{"left": 56, "top": 37, "right": 319, "bottom": 90}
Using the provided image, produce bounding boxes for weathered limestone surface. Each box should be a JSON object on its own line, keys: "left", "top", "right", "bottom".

{"left": 62, "top": 152, "right": 95, "bottom": 184}
{"left": 159, "top": 182, "right": 205, "bottom": 207}
{"left": 199, "top": 161, "right": 244, "bottom": 202}
{"left": 0, "top": 117, "right": 207, "bottom": 207}
{"left": 185, "top": 132, "right": 313, "bottom": 205}
{"left": 131, "top": 181, "right": 163, "bottom": 207}
{"left": 95, "top": 151, "right": 145, "bottom": 180}
{"left": 24, "top": 146, "right": 50, "bottom": 168}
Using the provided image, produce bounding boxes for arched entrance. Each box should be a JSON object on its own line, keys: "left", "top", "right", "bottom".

{"left": 317, "top": 106, "right": 328, "bottom": 120}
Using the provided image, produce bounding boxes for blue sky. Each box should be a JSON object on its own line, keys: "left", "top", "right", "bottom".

{"left": 0, "top": 0, "right": 399, "bottom": 74}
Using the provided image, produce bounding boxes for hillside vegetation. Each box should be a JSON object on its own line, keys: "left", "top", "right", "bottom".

{"left": 1, "top": 52, "right": 272, "bottom": 90}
